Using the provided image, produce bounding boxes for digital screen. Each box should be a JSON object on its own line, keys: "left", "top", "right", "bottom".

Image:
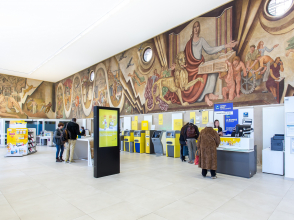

{"left": 167, "top": 132, "right": 172, "bottom": 137}
{"left": 99, "top": 109, "right": 118, "bottom": 147}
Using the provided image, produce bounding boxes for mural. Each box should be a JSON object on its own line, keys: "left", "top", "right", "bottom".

{"left": 0, "top": 74, "right": 53, "bottom": 118}
{"left": 2, "top": 0, "right": 294, "bottom": 120}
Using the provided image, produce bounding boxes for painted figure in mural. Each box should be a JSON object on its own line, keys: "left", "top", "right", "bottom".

{"left": 146, "top": 52, "right": 204, "bottom": 109}
{"left": 220, "top": 60, "right": 236, "bottom": 102}
{"left": 257, "top": 41, "right": 279, "bottom": 56}
{"left": 245, "top": 45, "right": 260, "bottom": 72}
{"left": 74, "top": 96, "right": 79, "bottom": 117}
{"left": 165, "top": 21, "right": 238, "bottom": 106}
{"left": 128, "top": 71, "right": 146, "bottom": 86}
{"left": 44, "top": 102, "right": 52, "bottom": 114}
{"left": 28, "top": 99, "right": 38, "bottom": 114}
{"left": 0, "top": 93, "right": 24, "bottom": 118}
{"left": 266, "top": 57, "right": 284, "bottom": 100}
{"left": 22, "top": 84, "right": 36, "bottom": 98}
{"left": 231, "top": 56, "right": 247, "bottom": 97}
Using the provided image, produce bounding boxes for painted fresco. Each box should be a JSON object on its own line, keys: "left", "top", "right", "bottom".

{"left": 0, "top": 74, "right": 53, "bottom": 118}
{"left": 51, "top": 0, "right": 294, "bottom": 118}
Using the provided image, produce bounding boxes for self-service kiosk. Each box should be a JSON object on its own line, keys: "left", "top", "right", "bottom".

{"left": 124, "top": 130, "right": 134, "bottom": 152}
{"left": 145, "top": 130, "right": 155, "bottom": 154}
{"left": 166, "top": 130, "right": 180, "bottom": 158}
{"left": 134, "top": 130, "right": 145, "bottom": 153}
{"left": 151, "top": 130, "right": 166, "bottom": 155}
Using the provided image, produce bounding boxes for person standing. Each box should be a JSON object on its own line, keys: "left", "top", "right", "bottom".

{"left": 64, "top": 118, "right": 84, "bottom": 164}
{"left": 184, "top": 119, "right": 199, "bottom": 164}
{"left": 180, "top": 123, "right": 189, "bottom": 162}
{"left": 53, "top": 123, "right": 64, "bottom": 162}
{"left": 197, "top": 122, "right": 220, "bottom": 179}
{"left": 214, "top": 120, "right": 223, "bottom": 136}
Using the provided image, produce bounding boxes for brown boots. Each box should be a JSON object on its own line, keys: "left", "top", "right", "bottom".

{"left": 56, "top": 157, "right": 64, "bottom": 162}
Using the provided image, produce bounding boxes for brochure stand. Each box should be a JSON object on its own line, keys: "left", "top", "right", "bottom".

{"left": 93, "top": 106, "right": 120, "bottom": 178}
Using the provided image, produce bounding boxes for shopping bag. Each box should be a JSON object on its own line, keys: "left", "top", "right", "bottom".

{"left": 194, "top": 155, "right": 199, "bottom": 165}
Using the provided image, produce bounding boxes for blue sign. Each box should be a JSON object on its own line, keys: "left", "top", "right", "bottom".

{"left": 225, "top": 109, "right": 239, "bottom": 134}
{"left": 243, "top": 112, "right": 248, "bottom": 117}
{"left": 214, "top": 103, "right": 233, "bottom": 112}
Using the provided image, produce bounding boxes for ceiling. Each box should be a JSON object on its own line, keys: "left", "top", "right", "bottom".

{"left": 0, "top": 0, "right": 231, "bottom": 82}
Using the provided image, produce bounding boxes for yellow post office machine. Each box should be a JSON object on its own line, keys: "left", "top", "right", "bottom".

{"left": 145, "top": 130, "right": 155, "bottom": 154}
{"left": 134, "top": 130, "right": 145, "bottom": 153}
{"left": 124, "top": 130, "right": 134, "bottom": 152}
{"left": 166, "top": 130, "right": 180, "bottom": 158}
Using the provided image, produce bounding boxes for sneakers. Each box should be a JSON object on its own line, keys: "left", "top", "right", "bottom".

{"left": 64, "top": 161, "right": 69, "bottom": 164}
{"left": 211, "top": 176, "right": 217, "bottom": 179}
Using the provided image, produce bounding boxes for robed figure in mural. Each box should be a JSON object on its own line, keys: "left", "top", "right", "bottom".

{"left": 165, "top": 21, "right": 238, "bottom": 106}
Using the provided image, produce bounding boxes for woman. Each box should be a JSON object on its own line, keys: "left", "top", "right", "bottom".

{"left": 214, "top": 119, "right": 223, "bottom": 136}
{"left": 179, "top": 123, "right": 189, "bottom": 162}
{"left": 53, "top": 123, "right": 65, "bottom": 162}
{"left": 266, "top": 57, "right": 284, "bottom": 100}
{"left": 197, "top": 122, "right": 220, "bottom": 179}
{"left": 80, "top": 126, "right": 86, "bottom": 136}
{"left": 165, "top": 21, "right": 237, "bottom": 106}
{"left": 257, "top": 41, "right": 278, "bottom": 56}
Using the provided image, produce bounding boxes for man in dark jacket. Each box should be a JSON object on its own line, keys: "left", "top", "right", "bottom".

{"left": 184, "top": 119, "right": 199, "bottom": 164}
{"left": 64, "top": 118, "right": 84, "bottom": 164}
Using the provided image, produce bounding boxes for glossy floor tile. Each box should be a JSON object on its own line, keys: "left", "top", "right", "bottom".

{"left": 0, "top": 146, "right": 294, "bottom": 220}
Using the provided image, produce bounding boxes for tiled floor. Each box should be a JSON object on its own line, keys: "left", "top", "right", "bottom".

{"left": 0, "top": 146, "right": 294, "bottom": 220}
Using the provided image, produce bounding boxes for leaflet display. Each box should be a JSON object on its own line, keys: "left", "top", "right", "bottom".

{"left": 99, "top": 109, "right": 118, "bottom": 147}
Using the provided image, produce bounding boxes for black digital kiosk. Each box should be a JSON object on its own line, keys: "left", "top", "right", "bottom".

{"left": 94, "top": 106, "right": 120, "bottom": 178}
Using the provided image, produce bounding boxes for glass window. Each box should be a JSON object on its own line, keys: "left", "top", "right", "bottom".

{"left": 143, "top": 48, "right": 152, "bottom": 62}
{"left": 89, "top": 70, "right": 95, "bottom": 82}
{"left": 267, "top": 0, "right": 293, "bottom": 16}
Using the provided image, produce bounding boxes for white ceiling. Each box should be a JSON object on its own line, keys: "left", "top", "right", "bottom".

{"left": 0, "top": 0, "right": 231, "bottom": 82}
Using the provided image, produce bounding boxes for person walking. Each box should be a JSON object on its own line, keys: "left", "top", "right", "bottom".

{"left": 184, "top": 119, "right": 199, "bottom": 164}
{"left": 180, "top": 123, "right": 189, "bottom": 162}
{"left": 53, "top": 123, "right": 65, "bottom": 162}
{"left": 64, "top": 118, "right": 85, "bottom": 164}
{"left": 197, "top": 122, "right": 220, "bottom": 179}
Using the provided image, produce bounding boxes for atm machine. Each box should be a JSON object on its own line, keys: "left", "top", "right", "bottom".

{"left": 151, "top": 130, "right": 166, "bottom": 155}
{"left": 124, "top": 130, "right": 134, "bottom": 152}
{"left": 134, "top": 130, "right": 145, "bottom": 153}
{"left": 145, "top": 130, "right": 155, "bottom": 154}
{"left": 166, "top": 130, "right": 180, "bottom": 158}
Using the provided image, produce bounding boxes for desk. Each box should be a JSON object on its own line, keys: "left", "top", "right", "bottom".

{"left": 39, "top": 136, "right": 53, "bottom": 147}
{"left": 73, "top": 137, "right": 93, "bottom": 166}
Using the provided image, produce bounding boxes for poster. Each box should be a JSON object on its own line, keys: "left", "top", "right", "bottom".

{"left": 225, "top": 109, "right": 239, "bottom": 134}
{"left": 99, "top": 109, "right": 118, "bottom": 147}
{"left": 158, "top": 114, "right": 163, "bottom": 125}
{"left": 202, "top": 111, "right": 208, "bottom": 124}
{"left": 173, "top": 119, "right": 182, "bottom": 131}
{"left": 190, "top": 112, "right": 195, "bottom": 122}
{"left": 219, "top": 137, "right": 241, "bottom": 148}
{"left": 141, "top": 120, "right": 148, "bottom": 130}
{"left": 134, "top": 116, "right": 138, "bottom": 122}
{"left": 6, "top": 128, "right": 28, "bottom": 156}
{"left": 131, "top": 121, "right": 138, "bottom": 130}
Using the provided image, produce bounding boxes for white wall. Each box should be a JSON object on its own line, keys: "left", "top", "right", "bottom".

{"left": 263, "top": 106, "right": 284, "bottom": 149}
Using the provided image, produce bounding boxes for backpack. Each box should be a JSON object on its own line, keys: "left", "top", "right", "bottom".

{"left": 62, "top": 124, "right": 71, "bottom": 142}
{"left": 186, "top": 124, "right": 196, "bottom": 138}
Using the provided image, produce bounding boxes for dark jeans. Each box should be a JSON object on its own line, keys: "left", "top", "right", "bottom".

{"left": 180, "top": 145, "right": 185, "bottom": 161}
{"left": 202, "top": 169, "right": 216, "bottom": 177}
{"left": 56, "top": 144, "right": 64, "bottom": 159}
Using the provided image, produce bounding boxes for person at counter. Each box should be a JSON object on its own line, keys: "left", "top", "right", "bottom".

{"left": 197, "top": 122, "right": 220, "bottom": 179}
{"left": 64, "top": 118, "right": 85, "bottom": 164}
{"left": 184, "top": 119, "right": 199, "bottom": 164}
{"left": 80, "top": 126, "right": 85, "bottom": 136}
{"left": 53, "top": 123, "right": 64, "bottom": 162}
{"left": 214, "top": 120, "right": 223, "bottom": 136}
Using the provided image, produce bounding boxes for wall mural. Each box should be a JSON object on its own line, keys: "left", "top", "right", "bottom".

{"left": 54, "top": 0, "right": 294, "bottom": 118}
{"left": 1, "top": 0, "right": 294, "bottom": 120}
{"left": 0, "top": 74, "right": 53, "bottom": 118}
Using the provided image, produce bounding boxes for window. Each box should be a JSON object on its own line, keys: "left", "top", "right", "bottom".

{"left": 267, "top": 0, "right": 293, "bottom": 16}
{"left": 143, "top": 48, "right": 152, "bottom": 62}
{"left": 89, "top": 70, "right": 95, "bottom": 82}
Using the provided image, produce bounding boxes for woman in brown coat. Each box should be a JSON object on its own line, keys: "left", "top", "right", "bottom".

{"left": 197, "top": 122, "right": 220, "bottom": 179}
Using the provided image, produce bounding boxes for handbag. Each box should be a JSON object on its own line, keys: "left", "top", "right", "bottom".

{"left": 194, "top": 155, "right": 199, "bottom": 165}
{"left": 182, "top": 145, "right": 189, "bottom": 156}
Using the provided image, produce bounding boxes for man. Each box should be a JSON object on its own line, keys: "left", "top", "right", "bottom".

{"left": 245, "top": 45, "right": 260, "bottom": 71}
{"left": 64, "top": 118, "right": 85, "bottom": 164}
{"left": 184, "top": 119, "right": 199, "bottom": 164}
{"left": 29, "top": 99, "right": 38, "bottom": 114}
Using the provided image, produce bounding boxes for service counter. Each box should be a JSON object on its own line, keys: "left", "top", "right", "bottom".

{"left": 73, "top": 137, "right": 93, "bottom": 166}
{"left": 216, "top": 137, "right": 256, "bottom": 178}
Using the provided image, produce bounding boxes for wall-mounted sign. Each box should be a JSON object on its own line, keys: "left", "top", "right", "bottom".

{"left": 214, "top": 103, "right": 233, "bottom": 112}
{"left": 158, "top": 114, "right": 163, "bottom": 125}
{"left": 243, "top": 112, "right": 249, "bottom": 117}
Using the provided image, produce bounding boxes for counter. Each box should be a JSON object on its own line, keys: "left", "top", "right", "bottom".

{"left": 73, "top": 137, "right": 93, "bottom": 166}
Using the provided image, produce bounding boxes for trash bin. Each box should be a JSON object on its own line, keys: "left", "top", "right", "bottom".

{"left": 41, "top": 139, "right": 47, "bottom": 146}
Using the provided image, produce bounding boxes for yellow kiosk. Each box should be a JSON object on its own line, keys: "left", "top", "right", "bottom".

{"left": 166, "top": 130, "right": 180, "bottom": 158}
{"left": 145, "top": 130, "right": 155, "bottom": 154}
{"left": 134, "top": 130, "right": 145, "bottom": 153}
{"left": 124, "top": 130, "right": 134, "bottom": 152}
